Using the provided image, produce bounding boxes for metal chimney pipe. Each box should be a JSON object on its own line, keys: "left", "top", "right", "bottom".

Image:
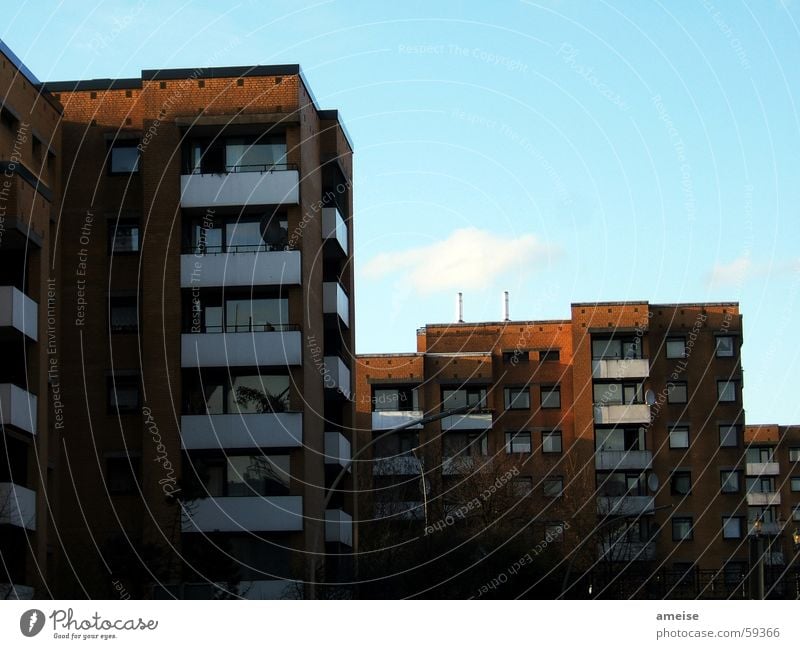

{"left": 457, "top": 292, "right": 464, "bottom": 323}
{"left": 503, "top": 291, "right": 510, "bottom": 321}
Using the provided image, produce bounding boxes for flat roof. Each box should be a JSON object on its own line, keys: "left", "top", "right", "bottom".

{"left": 0, "top": 39, "right": 63, "bottom": 113}
{"left": 43, "top": 64, "right": 353, "bottom": 151}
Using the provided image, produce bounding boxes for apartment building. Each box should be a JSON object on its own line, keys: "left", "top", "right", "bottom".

{"left": 0, "top": 37, "right": 356, "bottom": 599}
{"left": 0, "top": 40, "right": 62, "bottom": 599}
{"left": 355, "top": 301, "right": 797, "bottom": 597}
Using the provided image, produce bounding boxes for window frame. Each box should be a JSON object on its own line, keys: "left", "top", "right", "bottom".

{"left": 503, "top": 386, "right": 531, "bottom": 411}
{"left": 715, "top": 335, "right": 735, "bottom": 358}
{"left": 109, "top": 295, "right": 139, "bottom": 333}
{"left": 540, "top": 385, "right": 561, "bottom": 409}
{"left": 720, "top": 469, "right": 742, "bottom": 494}
{"left": 543, "top": 476, "right": 564, "bottom": 498}
{"left": 667, "top": 382, "right": 688, "bottom": 404}
{"left": 539, "top": 349, "right": 560, "bottom": 362}
{"left": 108, "top": 218, "right": 141, "bottom": 254}
{"left": 790, "top": 447, "right": 800, "bottom": 463}
{"left": 717, "top": 380, "right": 737, "bottom": 403}
{"left": 668, "top": 426, "right": 690, "bottom": 449}
{"left": 670, "top": 471, "right": 692, "bottom": 496}
{"left": 666, "top": 337, "right": 687, "bottom": 359}
{"left": 108, "top": 140, "right": 141, "bottom": 175}
{"left": 542, "top": 429, "right": 563, "bottom": 454}
{"left": 719, "top": 424, "right": 740, "bottom": 449}
{"left": 791, "top": 477, "right": 800, "bottom": 492}
{"left": 504, "top": 431, "right": 532, "bottom": 454}
{"left": 107, "top": 374, "right": 141, "bottom": 414}
{"left": 722, "top": 516, "right": 744, "bottom": 540}
{"left": 671, "top": 516, "right": 694, "bottom": 542}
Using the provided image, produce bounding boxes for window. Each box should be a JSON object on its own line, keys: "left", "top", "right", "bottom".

{"left": 108, "top": 219, "right": 140, "bottom": 253}
{"left": 596, "top": 426, "right": 644, "bottom": 452}
{"left": 672, "top": 517, "right": 693, "bottom": 541}
{"left": 746, "top": 446, "right": 774, "bottom": 464}
{"left": 790, "top": 448, "right": 800, "bottom": 462}
{"left": 1, "top": 105, "right": 19, "bottom": 131}
{"left": 666, "top": 337, "right": 686, "bottom": 359}
{"left": 106, "top": 456, "right": 140, "bottom": 495}
{"left": 791, "top": 478, "right": 800, "bottom": 492}
{"left": 109, "top": 295, "right": 138, "bottom": 333}
{"left": 226, "top": 455, "right": 290, "bottom": 496}
{"left": 544, "top": 522, "right": 565, "bottom": 542}
{"left": 540, "top": 385, "right": 560, "bottom": 409}
{"left": 505, "top": 431, "right": 531, "bottom": 454}
{"left": 722, "top": 516, "right": 744, "bottom": 539}
{"left": 746, "top": 476, "right": 775, "bottom": 495}
{"left": 720, "top": 470, "right": 741, "bottom": 494}
{"left": 373, "top": 386, "right": 418, "bottom": 412}
{"left": 511, "top": 477, "right": 532, "bottom": 497}
{"left": 717, "top": 380, "right": 736, "bottom": 402}
{"left": 543, "top": 477, "right": 563, "bottom": 498}
{"left": 442, "top": 387, "right": 487, "bottom": 411}
{"left": 109, "top": 141, "right": 140, "bottom": 174}
{"left": 443, "top": 431, "right": 488, "bottom": 458}
{"left": 502, "top": 350, "right": 528, "bottom": 364}
{"left": 719, "top": 425, "right": 740, "bottom": 448}
{"left": 669, "top": 426, "right": 689, "bottom": 449}
{"left": 671, "top": 471, "right": 691, "bottom": 496}
{"left": 593, "top": 382, "right": 643, "bottom": 405}
{"left": 224, "top": 298, "right": 288, "bottom": 332}
{"left": 542, "top": 430, "right": 562, "bottom": 454}
{"left": 504, "top": 387, "right": 530, "bottom": 410}
{"left": 107, "top": 375, "right": 140, "bottom": 413}
{"left": 225, "top": 135, "right": 287, "bottom": 172}
{"left": 667, "top": 382, "right": 687, "bottom": 404}
{"left": 793, "top": 505, "right": 800, "bottom": 522}
{"left": 715, "top": 336, "right": 734, "bottom": 358}
{"left": 540, "top": 349, "right": 560, "bottom": 362}
{"left": 229, "top": 375, "right": 290, "bottom": 414}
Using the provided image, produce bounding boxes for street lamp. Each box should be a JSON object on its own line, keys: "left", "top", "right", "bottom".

{"left": 750, "top": 515, "right": 765, "bottom": 600}
{"left": 793, "top": 529, "right": 800, "bottom": 550}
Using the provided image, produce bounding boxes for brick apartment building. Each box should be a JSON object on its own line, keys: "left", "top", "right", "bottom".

{"left": 356, "top": 301, "right": 800, "bottom": 597}
{"left": 1, "top": 39, "right": 356, "bottom": 599}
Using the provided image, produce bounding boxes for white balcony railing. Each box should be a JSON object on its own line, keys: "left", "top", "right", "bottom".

{"left": 181, "top": 330, "right": 302, "bottom": 367}
{"left": 595, "top": 450, "right": 653, "bottom": 471}
{"left": 325, "top": 509, "right": 353, "bottom": 546}
{"left": 180, "top": 412, "right": 302, "bottom": 450}
{"left": 322, "top": 207, "right": 348, "bottom": 255}
{"left": 441, "top": 412, "right": 492, "bottom": 431}
{"left": 373, "top": 456, "right": 421, "bottom": 476}
{"left": 180, "top": 250, "right": 301, "bottom": 288}
{"left": 180, "top": 169, "right": 299, "bottom": 208}
{"left": 746, "top": 492, "right": 781, "bottom": 507}
{"left": 745, "top": 462, "right": 780, "bottom": 477}
{"left": 324, "top": 356, "right": 351, "bottom": 399}
{"left": 371, "top": 410, "right": 424, "bottom": 430}
{"left": 0, "top": 286, "right": 38, "bottom": 341}
{"left": 592, "top": 358, "right": 650, "bottom": 380}
{"left": 0, "top": 384, "right": 37, "bottom": 435}
{"left": 593, "top": 404, "right": 650, "bottom": 425}
{"left": 323, "top": 281, "right": 349, "bottom": 327}
{"left": 324, "top": 432, "right": 351, "bottom": 471}
{"left": 182, "top": 495, "right": 303, "bottom": 533}
{"left": 596, "top": 495, "right": 655, "bottom": 517}
{"left": 0, "top": 482, "right": 36, "bottom": 530}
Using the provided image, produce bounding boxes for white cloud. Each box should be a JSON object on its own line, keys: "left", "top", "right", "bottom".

{"left": 361, "top": 227, "right": 560, "bottom": 294}
{"left": 707, "top": 255, "right": 800, "bottom": 288}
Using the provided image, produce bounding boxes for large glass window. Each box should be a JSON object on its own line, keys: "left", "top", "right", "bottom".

{"left": 226, "top": 455, "right": 290, "bottom": 497}
{"left": 373, "top": 386, "right": 419, "bottom": 411}
{"left": 225, "top": 298, "right": 288, "bottom": 332}
{"left": 593, "top": 382, "right": 643, "bottom": 405}
{"left": 225, "top": 136, "right": 287, "bottom": 172}
{"left": 504, "top": 387, "right": 530, "bottom": 410}
{"left": 230, "top": 375, "right": 291, "bottom": 413}
{"left": 592, "top": 336, "right": 641, "bottom": 360}
{"left": 226, "top": 220, "right": 263, "bottom": 252}
{"left": 596, "top": 427, "right": 644, "bottom": 452}
{"left": 442, "top": 387, "right": 487, "bottom": 410}
{"left": 109, "top": 142, "right": 140, "bottom": 174}
{"left": 443, "top": 431, "right": 488, "bottom": 458}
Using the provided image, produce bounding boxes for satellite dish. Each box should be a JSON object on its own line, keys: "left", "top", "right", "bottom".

{"left": 647, "top": 472, "right": 659, "bottom": 492}
{"left": 645, "top": 389, "right": 656, "bottom": 406}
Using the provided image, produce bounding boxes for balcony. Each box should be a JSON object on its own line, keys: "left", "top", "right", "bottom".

{"left": 598, "top": 541, "right": 656, "bottom": 562}
{"left": 371, "top": 410, "right": 423, "bottom": 430}
{"left": 374, "top": 501, "right": 425, "bottom": 521}
{"left": 595, "top": 450, "right": 652, "bottom": 471}
{"left": 765, "top": 552, "right": 785, "bottom": 566}
{"left": 0, "top": 483, "right": 36, "bottom": 530}
{"left": 325, "top": 509, "right": 353, "bottom": 546}
{"left": 180, "top": 250, "right": 301, "bottom": 288}
{"left": 596, "top": 495, "right": 655, "bottom": 517}
{"left": 745, "top": 462, "right": 780, "bottom": 477}
{"left": 441, "top": 412, "right": 492, "bottom": 431}
{"left": 237, "top": 580, "right": 301, "bottom": 600}
{"left": 0, "top": 384, "right": 37, "bottom": 435}
{"left": 322, "top": 207, "right": 348, "bottom": 256}
{"left": 181, "top": 330, "right": 302, "bottom": 367}
{"left": 592, "top": 358, "right": 650, "bottom": 380}
{"left": 749, "top": 521, "right": 781, "bottom": 536}
{"left": 182, "top": 495, "right": 303, "bottom": 533}
{"left": 442, "top": 456, "right": 476, "bottom": 475}
{"left": 324, "top": 432, "right": 351, "bottom": 471}
{"left": 324, "top": 356, "right": 351, "bottom": 399}
{"left": 593, "top": 404, "right": 650, "bottom": 425}
{"left": 323, "top": 281, "right": 350, "bottom": 327}
{"left": 373, "top": 456, "right": 421, "bottom": 476}
{"left": 746, "top": 492, "right": 781, "bottom": 507}
{"left": 0, "top": 286, "right": 37, "bottom": 341}
{"left": 180, "top": 167, "right": 299, "bottom": 208}
{"left": 180, "top": 412, "right": 302, "bottom": 450}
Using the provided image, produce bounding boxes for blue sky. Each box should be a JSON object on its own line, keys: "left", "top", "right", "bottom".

{"left": 5, "top": 1, "right": 799, "bottom": 424}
